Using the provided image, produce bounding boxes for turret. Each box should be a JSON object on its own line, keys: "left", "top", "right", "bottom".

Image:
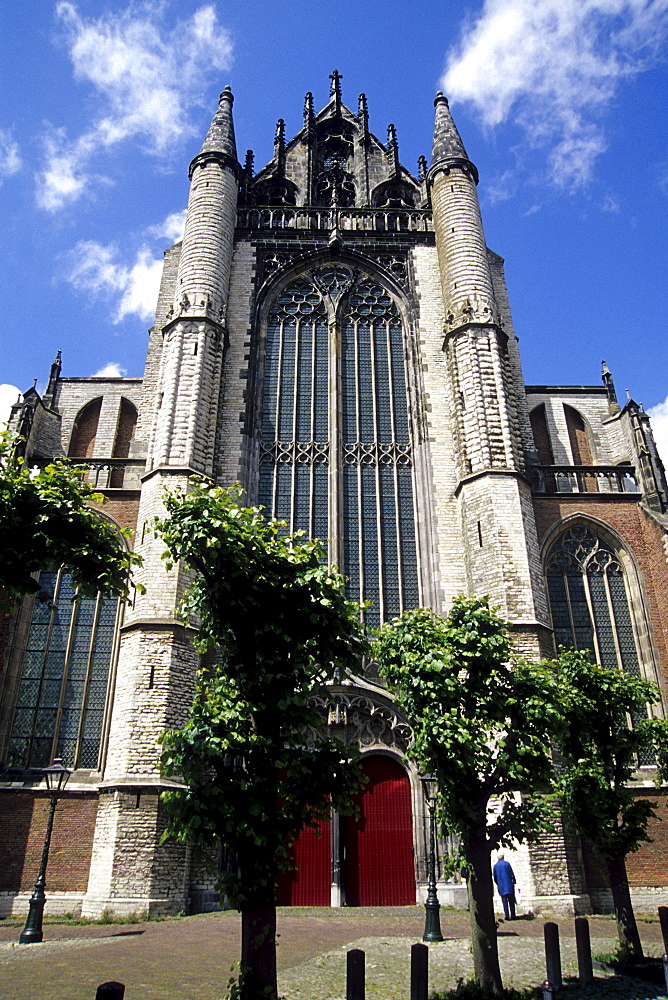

{"left": 149, "top": 86, "right": 241, "bottom": 475}
{"left": 429, "top": 93, "right": 496, "bottom": 332}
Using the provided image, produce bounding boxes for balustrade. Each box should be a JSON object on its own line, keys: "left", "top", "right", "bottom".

{"left": 530, "top": 464, "right": 640, "bottom": 495}
{"left": 237, "top": 206, "right": 433, "bottom": 233}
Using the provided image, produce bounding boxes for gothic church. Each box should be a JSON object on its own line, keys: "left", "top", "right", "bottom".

{"left": 2, "top": 73, "right": 668, "bottom": 917}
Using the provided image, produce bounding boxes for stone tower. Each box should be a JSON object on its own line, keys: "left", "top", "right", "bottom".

{"left": 2, "top": 74, "right": 667, "bottom": 919}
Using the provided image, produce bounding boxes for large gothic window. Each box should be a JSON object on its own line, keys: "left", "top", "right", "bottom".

{"left": 258, "top": 268, "right": 420, "bottom": 626}
{"left": 545, "top": 525, "right": 641, "bottom": 676}
{"left": 8, "top": 569, "right": 119, "bottom": 770}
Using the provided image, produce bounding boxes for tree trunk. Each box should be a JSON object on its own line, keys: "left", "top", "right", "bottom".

{"left": 241, "top": 899, "right": 278, "bottom": 1000}
{"left": 607, "top": 852, "right": 643, "bottom": 959}
{"left": 464, "top": 826, "right": 504, "bottom": 995}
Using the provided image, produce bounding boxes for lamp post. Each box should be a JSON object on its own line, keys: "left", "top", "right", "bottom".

{"left": 421, "top": 774, "right": 444, "bottom": 942}
{"left": 19, "top": 758, "right": 72, "bottom": 944}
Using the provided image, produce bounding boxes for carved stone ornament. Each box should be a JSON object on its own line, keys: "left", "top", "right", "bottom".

{"left": 444, "top": 294, "right": 498, "bottom": 331}
{"left": 309, "top": 691, "right": 413, "bottom": 752}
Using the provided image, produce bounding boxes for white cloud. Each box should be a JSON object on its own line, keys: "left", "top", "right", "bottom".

{"left": 443, "top": 0, "right": 668, "bottom": 189}
{"left": 92, "top": 363, "right": 127, "bottom": 378}
{"left": 148, "top": 209, "right": 187, "bottom": 244}
{"left": 648, "top": 396, "right": 668, "bottom": 471}
{"left": 0, "top": 130, "right": 21, "bottom": 179}
{"left": 65, "top": 240, "right": 162, "bottom": 323}
{"left": 37, "top": 3, "right": 233, "bottom": 211}
{"left": 0, "top": 384, "right": 21, "bottom": 429}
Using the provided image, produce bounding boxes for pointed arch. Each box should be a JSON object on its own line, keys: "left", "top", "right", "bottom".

{"left": 68, "top": 397, "right": 102, "bottom": 458}
{"left": 542, "top": 515, "right": 662, "bottom": 696}
{"left": 563, "top": 404, "right": 593, "bottom": 465}
{"left": 529, "top": 403, "right": 554, "bottom": 465}
{"left": 252, "top": 260, "right": 423, "bottom": 625}
{"left": 3, "top": 509, "right": 127, "bottom": 771}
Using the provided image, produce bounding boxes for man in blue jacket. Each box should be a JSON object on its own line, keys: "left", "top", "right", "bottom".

{"left": 493, "top": 851, "right": 517, "bottom": 920}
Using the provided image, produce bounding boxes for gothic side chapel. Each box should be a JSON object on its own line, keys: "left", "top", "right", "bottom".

{"left": 2, "top": 72, "right": 668, "bottom": 918}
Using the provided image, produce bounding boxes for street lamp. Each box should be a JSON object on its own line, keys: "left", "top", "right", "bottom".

{"left": 19, "top": 758, "right": 72, "bottom": 944}
{"left": 421, "top": 774, "right": 444, "bottom": 943}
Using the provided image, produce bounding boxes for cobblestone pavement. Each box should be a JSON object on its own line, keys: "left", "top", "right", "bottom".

{"left": 0, "top": 909, "right": 665, "bottom": 1000}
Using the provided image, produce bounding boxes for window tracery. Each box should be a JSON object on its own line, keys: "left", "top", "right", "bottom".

{"left": 8, "top": 569, "right": 119, "bottom": 770}
{"left": 258, "top": 272, "right": 419, "bottom": 626}
{"left": 545, "top": 525, "right": 641, "bottom": 677}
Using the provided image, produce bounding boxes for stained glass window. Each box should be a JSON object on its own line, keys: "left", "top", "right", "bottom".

{"left": 545, "top": 526, "right": 641, "bottom": 675}
{"left": 259, "top": 272, "right": 420, "bottom": 625}
{"left": 8, "top": 569, "right": 119, "bottom": 770}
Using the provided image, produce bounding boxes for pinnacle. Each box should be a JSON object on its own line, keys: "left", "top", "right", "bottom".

{"left": 199, "top": 85, "right": 238, "bottom": 161}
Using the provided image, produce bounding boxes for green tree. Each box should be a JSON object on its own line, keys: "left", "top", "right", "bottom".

{"left": 555, "top": 649, "right": 668, "bottom": 959}
{"left": 0, "top": 434, "right": 141, "bottom": 606}
{"left": 155, "top": 483, "right": 366, "bottom": 1000}
{"left": 374, "top": 598, "right": 562, "bottom": 996}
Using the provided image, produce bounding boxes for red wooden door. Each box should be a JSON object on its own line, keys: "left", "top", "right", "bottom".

{"left": 344, "top": 755, "right": 415, "bottom": 905}
{"left": 275, "top": 819, "right": 331, "bottom": 906}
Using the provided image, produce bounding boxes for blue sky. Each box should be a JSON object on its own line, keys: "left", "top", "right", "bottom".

{"left": 1, "top": 0, "right": 667, "bottom": 456}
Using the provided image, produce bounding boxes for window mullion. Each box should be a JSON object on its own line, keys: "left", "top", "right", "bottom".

{"left": 51, "top": 579, "right": 79, "bottom": 765}
{"left": 582, "top": 565, "right": 603, "bottom": 665}
{"left": 73, "top": 593, "right": 102, "bottom": 769}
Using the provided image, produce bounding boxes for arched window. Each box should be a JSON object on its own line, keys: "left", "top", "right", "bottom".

{"left": 545, "top": 525, "right": 641, "bottom": 676}
{"left": 8, "top": 569, "right": 119, "bottom": 770}
{"left": 258, "top": 268, "right": 420, "bottom": 626}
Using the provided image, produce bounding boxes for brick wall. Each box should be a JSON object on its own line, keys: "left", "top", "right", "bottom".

{"left": 0, "top": 789, "right": 97, "bottom": 892}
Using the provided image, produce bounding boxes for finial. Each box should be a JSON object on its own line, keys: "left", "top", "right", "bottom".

{"left": 418, "top": 155, "right": 427, "bottom": 182}
{"left": 329, "top": 69, "right": 343, "bottom": 102}
{"left": 244, "top": 149, "right": 254, "bottom": 177}
{"left": 220, "top": 85, "right": 233, "bottom": 103}
{"left": 435, "top": 91, "right": 448, "bottom": 106}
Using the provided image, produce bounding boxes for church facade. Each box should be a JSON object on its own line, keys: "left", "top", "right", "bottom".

{"left": 2, "top": 73, "right": 668, "bottom": 918}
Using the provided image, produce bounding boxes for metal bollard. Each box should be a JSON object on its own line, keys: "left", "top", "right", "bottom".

{"left": 659, "top": 906, "right": 668, "bottom": 954}
{"left": 346, "top": 948, "right": 365, "bottom": 1000}
{"left": 574, "top": 916, "right": 593, "bottom": 985}
{"left": 410, "top": 942, "right": 429, "bottom": 1000}
{"left": 541, "top": 980, "right": 555, "bottom": 1000}
{"left": 95, "top": 984, "right": 125, "bottom": 1000}
{"left": 544, "top": 921, "right": 562, "bottom": 991}
{"left": 662, "top": 953, "right": 668, "bottom": 995}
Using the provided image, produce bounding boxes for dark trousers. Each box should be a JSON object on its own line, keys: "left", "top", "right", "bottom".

{"left": 501, "top": 893, "right": 516, "bottom": 920}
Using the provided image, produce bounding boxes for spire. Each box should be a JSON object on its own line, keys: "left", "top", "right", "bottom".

{"left": 190, "top": 86, "right": 239, "bottom": 179}
{"left": 43, "top": 349, "right": 62, "bottom": 409}
{"left": 429, "top": 91, "right": 478, "bottom": 184}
